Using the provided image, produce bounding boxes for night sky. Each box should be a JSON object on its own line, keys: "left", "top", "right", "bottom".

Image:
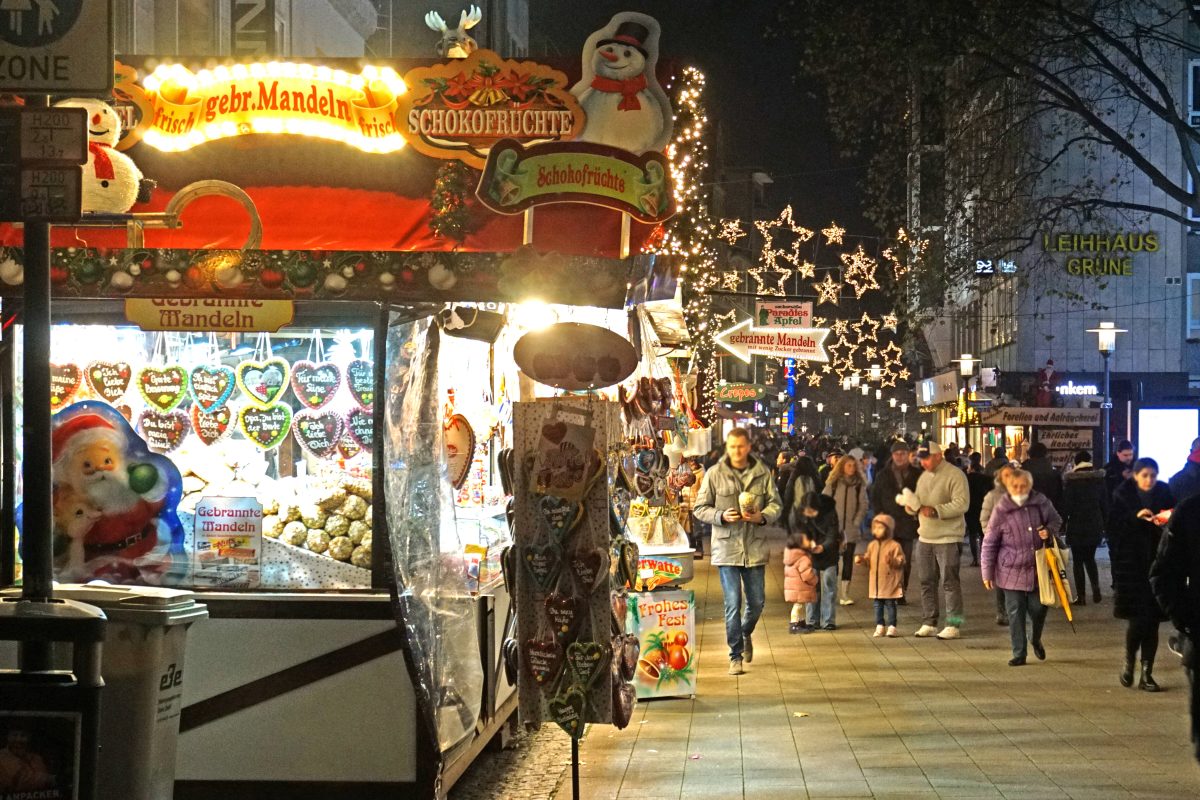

{"left": 529, "top": 0, "right": 868, "bottom": 232}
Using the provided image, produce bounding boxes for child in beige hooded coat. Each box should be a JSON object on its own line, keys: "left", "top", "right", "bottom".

{"left": 856, "top": 513, "right": 906, "bottom": 637}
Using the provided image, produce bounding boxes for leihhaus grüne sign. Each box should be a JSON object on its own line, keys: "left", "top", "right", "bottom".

{"left": 1042, "top": 231, "right": 1159, "bottom": 277}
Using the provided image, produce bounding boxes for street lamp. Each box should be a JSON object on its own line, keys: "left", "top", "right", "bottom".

{"left": 950, "top": 354, "right": 980, "bottom": 448}
{"left": 1087, "top": 321, "right": 1126, "bottom": 464}
{"left": 869, "top": 364, "right": 882, "bottom": 382}
{"left": 841, "top": 376, "right": 852, "bottom": 391}
{"left": 900, "top": 402, "right": 908, "bottom": 434}
{"left": 850, "top": 372, "right": 861, "bottom": 388}
{"left": 889, "top": 397, "right": 897, "bottom": 408}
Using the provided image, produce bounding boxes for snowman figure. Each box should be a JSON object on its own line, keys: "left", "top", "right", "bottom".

{"left": 54, "top": 98, "right": 153, "bottom": 214}
{"left": 571, "top": 12, "right": 673, "bottom": 155}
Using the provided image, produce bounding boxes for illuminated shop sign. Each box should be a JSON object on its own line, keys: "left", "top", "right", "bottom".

{"left": 1042, "top": 231, "right": 1158, "bottom": 277}
{"left": 1056, "top": 380, "right": 1099, "bottom": 396}
{"left": 140, "top": 62, "right": 408, "bottom": 153}
{"left": 974, "top": 259, "right": 1017, "bottom": 275}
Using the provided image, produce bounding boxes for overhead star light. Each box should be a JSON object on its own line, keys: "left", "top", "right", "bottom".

{"left": 864, "top": 345, "right": 878, "bottom": 360}
{"left": 755, "top": 205, "right": 814, "bottom": 270}
{"left": 812, "top": 316, "right": 827, "bottom": 327}
{"left": 821, "top": 222, "right": 846, "bottom": 245}
{"left": 882, "top": 313, "right": 898, "bottom": 331}
{"left": 813, "top": 273, "right": 841, "bottom": 305}
{"left": 806, "top": 373, "right": 823, "bottom": 387}
{"left": 839, "top": 245, "right": 880, "bottom": 299}
{"left": 749, "top": 265, "right": 793, "bottom": 296}
{"left": 796, "top": 260, "right": 816, "bottom": 279}
{"left": 830, "top": 318, "right": 850, "bottom": 336}
{"left": 851, "top": 312, "right": 881, "bottom": 343}
{"left": 721, "top": 271, "right": 741, "bottom": 290}
{"left": 718, "top": 219, "right": 747, "bottom": 244}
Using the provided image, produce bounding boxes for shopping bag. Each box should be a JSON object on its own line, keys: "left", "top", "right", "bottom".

{"left": 1035, "top": 549, "right": 1059, "bottom": 606}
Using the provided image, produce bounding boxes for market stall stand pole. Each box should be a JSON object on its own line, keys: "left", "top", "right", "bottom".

{"left": 572, "top": 737, "right": 580, "bottom": 799}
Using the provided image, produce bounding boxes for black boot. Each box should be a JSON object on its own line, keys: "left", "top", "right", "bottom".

{"left": 1120, "top": 655, "right": 1135, "bottom": 687}
{"left": 1139, "top": 660, "right": 1160, "bottom": 692}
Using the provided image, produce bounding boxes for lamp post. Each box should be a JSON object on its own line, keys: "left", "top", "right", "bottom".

{"left": 950, "top": 354, "right": 980, "bottom": 448}
{"left": 816, "top": 402, "right": 824, "bottom": 434}
{"left": 869, "top": 363, "right": 882, "bottom": 383}
{"left": 799, "top": 397, "right": 809, "bottom": 431}
{"left": 900, "top": 402, "right": 908, "bottom": 436}
{"left": 1087, "top": 322, "right": 1126, "bottom": 464}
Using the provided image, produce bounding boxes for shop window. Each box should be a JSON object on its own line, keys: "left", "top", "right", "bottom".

{"left": 1189, "top": 273, "right": 1200, "bottom": 338}
{"left": 1189, "top": 59, "right": 1200, "bottom": 127}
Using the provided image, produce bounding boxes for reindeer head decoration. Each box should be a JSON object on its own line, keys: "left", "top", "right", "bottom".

{"left": 425, "top": 5, "right": 483, "bottom": 59}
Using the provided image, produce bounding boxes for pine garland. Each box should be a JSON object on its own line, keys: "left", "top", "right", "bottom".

{"left": 429, "top": 162, "right": 477, "bottom": 243}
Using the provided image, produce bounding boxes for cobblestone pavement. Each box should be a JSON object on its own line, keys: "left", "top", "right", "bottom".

{"left": 448, "top": 723, "right": 572, "bottom": 800}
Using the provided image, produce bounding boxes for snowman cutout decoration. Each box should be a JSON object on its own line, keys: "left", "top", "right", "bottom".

{"left": 54, "top": 98, "right": 152, "bottom": 214}
{"left": 571, "top": 12, "right": 673, "bottom": 155}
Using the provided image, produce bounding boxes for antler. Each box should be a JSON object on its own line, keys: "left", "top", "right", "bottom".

{"left": 460, "top": 4, "right": 482, "bottom": 30}
{"left": 424, "top": 10, "right": 448, "bottom": 33}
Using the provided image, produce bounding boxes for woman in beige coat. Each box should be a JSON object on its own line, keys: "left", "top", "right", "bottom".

{"left": 824, "top": 454, "right": 869, "bottom": 605}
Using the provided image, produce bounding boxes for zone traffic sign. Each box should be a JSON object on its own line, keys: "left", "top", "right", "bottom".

{"left": 0, "top": 0, "right": 113, "bottom": 94}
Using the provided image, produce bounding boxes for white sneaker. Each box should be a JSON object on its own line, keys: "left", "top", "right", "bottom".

{"left": 839, "top": 597, "right": 855, "bottom": 606}
{"left": 936, "top": 626, "right": 961, "bottom": 640}
{"left": 728, "top": 658, "right": 744, "bottom": 676}
{"left": 886, "top": 626, "right": 899, "bottom": 638}
{"left": 873, "top": 625, "right": 885, "bottom": 637}
{"left": 914, "top": 624, "right": 938, "bottom": 637}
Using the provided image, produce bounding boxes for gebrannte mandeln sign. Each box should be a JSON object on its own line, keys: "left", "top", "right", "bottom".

{"left": 714, "top": 318, "right": 830, "bottom": 363}
{"left": 979, "top": 407, "right": 1100, "bottom": 428}
{"left": 476, "top": 140, "right": 672, "bottom": 223}
{"left": 126, "top": 298, "right": 294, "bottom": 332}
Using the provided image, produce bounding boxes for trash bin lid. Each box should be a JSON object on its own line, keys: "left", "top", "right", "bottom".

{"left": 53, "top": 582, "right": 197, "bottom": 610}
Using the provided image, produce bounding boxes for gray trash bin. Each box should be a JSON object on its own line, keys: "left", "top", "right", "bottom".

{"left": 3, "top": 583, "right": 208, "bottom": 800}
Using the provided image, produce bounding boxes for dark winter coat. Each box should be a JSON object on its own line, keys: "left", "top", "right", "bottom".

{"left": 824, "top": 475, "right": 868, "bottom": 545}
{"left": 967, "top": 471, "right": 992, "bottom": 518}
{"left": 1109, "top": 480, "right": 1174, "bottom": 621}
{"left": 781, "top": 471, "right": 819, "bottom": 535}
{"left": 791, "top": 494, "right": 840, "bottom": 572}
{"left": 984, "top": 456, "right": 1009, "bottom": 476}
{"left": 1169, "top": 459, "right": 1200, "bottom": 506}
{"left": 1022, "top": 455, "right": 1063, "bottom": 511}
{"left": 981, "top": 492, "right": 1062, "bottom": 592}
{"left": 1060, "top": 466, "right": 1108, "bottom": 549}
{"left": 870, "top": 463, "right": 921, "bottom": 541}
{"left": 1105, "top": 457, "right": 1132, "bottom": 501}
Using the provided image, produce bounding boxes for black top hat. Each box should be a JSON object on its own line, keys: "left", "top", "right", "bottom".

{"left": 598, "top": 21, "right": 651, "bottom": 57}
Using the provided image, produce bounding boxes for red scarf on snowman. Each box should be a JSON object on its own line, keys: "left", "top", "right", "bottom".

{"left": 89, "top": 142, "right": 115, "bottom": 180}
{"left": 590, "top": 74, "right": 647, "bottom": 111}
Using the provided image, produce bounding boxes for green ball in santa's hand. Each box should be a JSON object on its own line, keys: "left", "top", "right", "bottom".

{"left": 128, "top": 463, "right": 159, "bottom": 494}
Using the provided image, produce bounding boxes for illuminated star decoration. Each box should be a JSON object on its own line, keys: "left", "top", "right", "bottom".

{"left": 821, "top": 363, "right": 833, "bottom": 374}
{"left": 749, "top": 265, "right": 793, "bottom": 296}
{"left": 840, "top": 245, "right": 881, "bottom": 299}
{"left": 864, "top": 346, "right": 878, "bottom": 360}
{"left": 806, "top": 373, "right": 823, "bottom": 387}
{"left": 831, "top": 318, "right": 850, "bottom": 336}
{"left": 718, "top": 219, "right": 747, "bottom": 244}
{"left": 851, "top": 312, "right": 881, "bottom": 343}
{"left": 821, "top": 222, "right": 846, "bottom": 246}
{"left": 813, "top": 272, "right": 841, "bottom": 305}
{"left": 714, "top": 309, "right": 738, "bottom": 329}
{"left": 796, "top": 260, "right": 816, "bottom": 279}
{"left": 755, "top": 205, "right": 813, "bottom": 269}
{"left": 882, "top": 313, "right": 899, "bottom": 331}
{"left": 812, "top": 316, "right": 827, "bottom": 328}
{"left": 721, "top": 271, "right": 742, "bottom": 290}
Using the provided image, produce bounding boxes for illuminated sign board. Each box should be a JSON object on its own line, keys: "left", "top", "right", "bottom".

{"left": 1056, "top": 380, "right": 1099, "bottom": 396}
{"left": 1042, "top": 231, "right": 1158, "bottom": 277}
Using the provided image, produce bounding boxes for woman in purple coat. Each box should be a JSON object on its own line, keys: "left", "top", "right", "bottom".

{"left": 981, "top": 469, "right": 1063, "bottom": 666}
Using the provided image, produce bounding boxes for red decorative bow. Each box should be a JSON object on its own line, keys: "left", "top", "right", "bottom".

{"left": 590, "top": 74, "right": 647, "bottom": 111}
{"left": 89, "top": 142, "right": 114, "bottom": 180}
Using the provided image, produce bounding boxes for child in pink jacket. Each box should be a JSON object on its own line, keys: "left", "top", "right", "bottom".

{"left": 784, "top": 530, "right": 819, "bottom": 633}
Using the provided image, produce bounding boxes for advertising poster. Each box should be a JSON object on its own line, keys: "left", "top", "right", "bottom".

{"left": 627, "top": 589, "right": 696, "bottom": 700}
{"left": 193, "top": 497, "right": 263, "bottom": 588}
{"left": 0, "top": 712, "right": 80, "bottom": 800}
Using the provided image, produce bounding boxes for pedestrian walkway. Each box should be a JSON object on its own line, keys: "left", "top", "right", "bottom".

{"left": 572, "top": 528, "right": 1200, "bottom": 799}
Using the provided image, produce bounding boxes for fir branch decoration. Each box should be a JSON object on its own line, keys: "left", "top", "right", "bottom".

{"left": 429, "top": 161, "right": 478, "bottom": 244}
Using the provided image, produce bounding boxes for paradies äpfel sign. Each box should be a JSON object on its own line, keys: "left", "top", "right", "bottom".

{"left": 715, "top": 318, "right": 830, "bottom": 363}
{"left": 126, "top": 299, "right": 294, "bottom": 332}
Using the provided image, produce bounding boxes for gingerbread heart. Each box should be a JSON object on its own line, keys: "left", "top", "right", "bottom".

{"left": 522, "top": 544, "right": 560, "bottom": 593}
{"left": 139, "top": 409, "right": 189, "bottom": 453}
{"left": 50, "top": 363, "right": 81, "bottom": 409}
{"left": 502, "top": 638, "right": 519, "bottom": 687}
{"left": 542, "top": 420, "right": 567, "bottom": 444}
{"left": 524, "top": 636, "right": 562, "bottom": 687}
{"left": 569, "top": 548, "right": 609, "bottom": 595}
{"left": 610, "top": 486, "right": 632, "bottom": 528}
{"left": 544, "top": 591, "right": 580, "bottom": 644}
{"left": 239, "top": 403, "right": 292, "bottom": 450}
{"left": 191, "top": 405, "right": 232, "bottom": 446}
{"left": 138, "top": 365, "right": 188, "bottom": 413}
{"left": 85, "top": 361, "right": 131, "bottom": 403}
{"left": 619, "top": 634, "right": 639, "bottom": 682}
{"left": 346, "top": 358, "right": 375, "bottom": 409}
{"left": 500, "top": 545, "right": 517, "bottom": 594}
{"left": 189, "top": 365, "right": 235, "bottom": 413}
{"left": 236, "top": 357, "right": 290, "bottom": 407}
{"left": 115, "top": 404, "right": 132, "bottom": 422}
{"left": 538, "top": 495, "right": 582, "bottom": 542}
{"left": 611, "top": 679, "right": 636, "bottom": 730}
{"left": 291, "top": 360, "right": 341, "bottom": 410}
{"left": 337, "top": 432, "right": 363, "bottom": 460}
{"left": 635, "top": 448, "right": 660, "bottom": 475}
{"left": 548, "top": 687, "right": 587, "bottom": 738}
{"left": 566, "top": 640, "right": 610, "bottom": 689}
{"left": 293, "top": 410, "right": 343, "bottom": 459}
{"left": 345, "top": 407, "right": 373, "bottom": 452}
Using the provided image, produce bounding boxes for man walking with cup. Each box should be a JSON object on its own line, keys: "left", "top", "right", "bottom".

{"left": 694, "top": 428, "right": 783, "bottom": 676}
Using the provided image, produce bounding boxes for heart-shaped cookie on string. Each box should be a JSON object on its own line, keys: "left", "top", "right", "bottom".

{"left": 138, "top": 365, "right": 188, "bottom": 413}
{"left": 544, "top": 590, "right": 581, "bottom": 644}
{"left": 293, "top": 410, "right": 343, "bottom": 459}
{"left": 521, "top": 544, "right": 560, "bottom": 593}
{"left": 290, "top": 360, "right": 341, "bottom": 410}
{"left": 568, "top": 547, "right": 609, "bottom": 595}
{"left": 189, "top": 365, "right": 235, "bottom": 413}
{"left": 236, "top": 357, "right": 290, "bottom": 406}
{"left": 618, "top": 633, "right": 639, "bottom": 682}
{"left": 239, "top": 403, "right": 292, "bottom": 450}
{"left": 548, "top": 687, "right": 587, "bottom": 738}
{"left": 191, "top": 405, "right": 232, "bottom": 446}
{"left": 566, "top": 641, "right": 610, "bottom": 689}
{"left": 611, "top": 679, "right": 636, "bottom": 730}
{"left": 344, "top": 407, "right": 373, "bottom": 452}
{"left": 337, "top": 432, "right": 363, "bottom": 460}
{"left": 49, "top": 363, "right": 81, "bottom": 410}
{"left": 524, "top": 635, "right": 562, "bottom": 688}
{"left": 85, "top": 361, "right": 131, "bottom": 403}
{"left": 139, "top": 409, "right": 189, "bottom": 453}
{"left": 537, "top": 495, "right": 582, "bottom": 544}
{"left": 345, "top": 358, "right": 375, "bottom": 409}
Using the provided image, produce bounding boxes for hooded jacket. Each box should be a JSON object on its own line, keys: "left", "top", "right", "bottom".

{"left": 981, "top": 491, "right": 1062, "bottom": 592}
{"left": 782, "top": 543, "right": 819, "bottom": 604}
{"left": 1060, "top": 464, "right": 1107, "bottom": 548}
{"left": 861, "top": 517, "right": 906, "bottom": 600}
{"left": 693, "top": 455, "right": 783, "bottom": 567}
{"left": 791, "top": 493, "right": 840, "bottom": 572}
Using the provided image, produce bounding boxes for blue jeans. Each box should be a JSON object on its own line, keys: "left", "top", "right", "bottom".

{"left": 806, "top": 565, "right": 838, "bottom": 628}
{"left": 874, "top": 599, "right": 898, "bottom": 627}
{"left": 718, "top": 565, "right": 766, "bottom": 660}
{"left": 1003, "top": 589, "right": 1046, "bottom": 660}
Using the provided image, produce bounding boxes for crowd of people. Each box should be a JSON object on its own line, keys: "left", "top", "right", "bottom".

{"left": 684, "top": 426, "right": 1200, "bottom": 761}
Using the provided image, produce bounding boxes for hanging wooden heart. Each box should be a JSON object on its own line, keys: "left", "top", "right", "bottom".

{"left": 191, "top": 405, "right": 232, "bottom": 446}
{"left": 569, "top": 547, "right": 609, "bottom": 595}
{"left": 345, "top": 407, "right": 373, "bottom": 452}
{"left": 49, "top": 363, "right": 81, "bottom": 409}
{"left": 444, "top": 414, "right": 476, "bottom": 489}
{"left": 345, "top": 358, "right": 375, "bottom": 409}
{"left": 619, "top": 633, "right": 639, "bottom": 682}
{"left": 502, "top": 638, "right": 519, "bottom": 687}
{"left": 537, "top": 495, "right": 582, "bottom": 543}
{"left": 139, "top": 409, "right": 189, "bottom": 453}
{"left": 521, "top": 544, "right": 560, "bottom": 593}
{"left": 293, "top": 410, "right": 343, "bottom": 459}
{"left": 189, "top": 365, "right": 235, "bottom": 413}
{"left": 85, "top": 361, "right": 131, "bottom": 403}
{"left": 548, "top": 686, "right": 587, "bottom": 738}
{"left": 235, "top": 357, "right": 290, "bottom": 407}
{"left": 337, "top": 432, "right": 363, "bottom": 460}
{"left": 500, "top": 544, "right": 517, "bottom": 595}
{"left": 566, "top": 640, "right": 610, "bottom": 689}
{"left": 137, "top": 365, "right": 188, "bottom": 413}
{"left": 115, "top": 404, "right": 132, "bottom": 422}
{"left": 544, "top": 591, "right": 581, "bottom": 644}
{"left": 524, "top": 636, "right": 562, "bottom": 687}
{"left": 290, "top": 360, "right": 342, "bottom": 410}
{"left": 611, "top": 679, "right": 636, "bottom": 730}
{"left": 239, "top": 403, "right": 292, "bottom": 450}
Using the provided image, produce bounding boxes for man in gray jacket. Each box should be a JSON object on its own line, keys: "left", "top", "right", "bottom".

{"left": 908, "top": 442, "right": 970, "bottom": 640}
{"left": 694, "top": 428, "right": 783, "bottom": 676}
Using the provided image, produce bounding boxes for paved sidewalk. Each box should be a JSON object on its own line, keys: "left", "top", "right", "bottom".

{"left": 570, "top": 529, "right": 1200, "bottom": 799}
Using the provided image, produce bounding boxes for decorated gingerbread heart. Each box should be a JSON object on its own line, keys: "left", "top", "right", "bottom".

{"left": 293, "top": 410, "right": 343, "bottom": 459}
{"left": 444, "top": 414, "right": 476, "bottom": 489}
{"left": 537, "top": 495, "right": 582, "bottom": 543}
{"left": 544, "top": 591, "right": 580, "bottom": 644}
{"left": 49, "top": 363, "right": 81, "bottom": 409}
{"left": 290, "top": 360, "right": 341, "bottom": 410}
{"left": 569, "top": 547, "right": 609, "bottom": 595}
{"left": 345, "top": 358, "right": 374, "bottom": 409}
{"left": 85, "top": 361, "right": 131, "bottom": 403}
{"left": 524, "top": 635, "right": 562, "bottom": 687}
{"left": 521, "top": 544, "right": 560, "bottom": 593}
{"left": 619, "top": 633, "right": 639, "bottom": 682}
{"left": 611, "top": 678, "right": 636, "bottom": 730}
{"left": 138, "top": 365, "right": 188, "bottom": 413}
{"left": 189, "top": 365, "right": 235, "bottom": 413}
{"left": 566, "top": 640, "right": 610, "bottom": 689}
{"left": 235, "top": 357, "right": 290, "bottom": 407}
{"left": 337, "top": 432, "right": 363, "bottom": 460}
{"left": 139, "top": 409, "right": 189, "bottom": 453}
{"left": 345, "top": 407, "right": 373, "bottom": 452}
{"left": 239, "top": 403, "right": 292, "bottom": 450}
{"left": 191, "top": 405, "right": 232, "bottom": 446}
{"left": 548, "top": 686, "right": 588, "bottom": 738}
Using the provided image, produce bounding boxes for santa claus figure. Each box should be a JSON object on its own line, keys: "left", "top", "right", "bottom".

{"left": 51, "top": 412, "right": 171, "bottom": 575}
{"left": 1034, "top": 358, "right": 1059, "bottom": 407}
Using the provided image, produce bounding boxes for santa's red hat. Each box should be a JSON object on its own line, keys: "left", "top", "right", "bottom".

{"left": 52, "top": 414, "right": 124, "bottom": 466}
